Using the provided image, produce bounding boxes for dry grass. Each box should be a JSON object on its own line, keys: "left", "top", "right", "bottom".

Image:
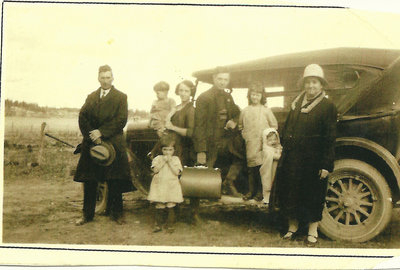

{"left": 3, "top": 117, "right": 400, "bottom": 248}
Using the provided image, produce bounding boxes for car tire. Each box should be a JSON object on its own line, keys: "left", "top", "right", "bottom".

{"left": 320, "top": 159, "right": 392, "bottom": 242}
{"left": 127, "top": 149, "right": 151, "bottom": 195}
{"left": 95, "top": 182, "right": 108, "bottom": 214}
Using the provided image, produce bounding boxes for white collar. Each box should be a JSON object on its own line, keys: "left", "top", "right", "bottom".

{"left": 100, "top": 88, "right": 111, "bottom": 97}
{"left": 291, "top": 91, "right": 326, "bottom": 113}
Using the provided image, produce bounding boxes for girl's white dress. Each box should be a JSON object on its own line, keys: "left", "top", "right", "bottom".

{"left": 147, "top": 155, "right": 184, "bottom": 203}
{"left": 239, "top": 105, "right": 278, "bottom": 167}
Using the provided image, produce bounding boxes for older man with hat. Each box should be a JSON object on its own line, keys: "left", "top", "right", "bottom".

{"left": 74, "top": 65, "right": 134, "bottom": 225}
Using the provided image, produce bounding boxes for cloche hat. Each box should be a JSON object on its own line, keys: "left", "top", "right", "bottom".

{"left": 301, "top": 64, "right": 328, "bottom": 86}
{"left": 90, "top": 141, "right": 116, "bottom": 166}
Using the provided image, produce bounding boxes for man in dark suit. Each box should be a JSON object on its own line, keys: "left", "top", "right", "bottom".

{"left": 194, "top": 68, "right": 243, "bottom": 198}
{"left": 74, "top": 65, "right": 134, "bottom": 225}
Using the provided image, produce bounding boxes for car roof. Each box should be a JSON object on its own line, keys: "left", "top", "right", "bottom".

{"left": 192, "top": 47, "right": 400, "bottom": 85}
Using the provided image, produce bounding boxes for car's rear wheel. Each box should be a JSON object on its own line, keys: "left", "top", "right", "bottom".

{"left": 94, "top": 149, "right": 146, "bottom": 214}
{"left": 127, "top": 149, "right": 151, "bottom": 195}
{"left": 320, "top": 159, "right": 392, "bottom": 242}
{"left": 95, "top": 182, "right": 108, "bottom": 214}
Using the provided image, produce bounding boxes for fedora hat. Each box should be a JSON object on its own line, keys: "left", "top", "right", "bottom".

{"left": 301, "top": 64, "right": 328, "bottom": 86}
{"left": 90, "top": 140, "right": 116, "bottom": 166}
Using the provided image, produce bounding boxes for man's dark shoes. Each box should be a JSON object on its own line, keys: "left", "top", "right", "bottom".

{"left": 243, "top": 192, "right": 253, "bottom": 201}
{"left": 111, "top": 215, "right": 125, "bottom": 225}
{"left": 75, "top": 217, "right": 91, "bottom": 226}
{"left": 153, "top": 224, "right": 162, "bottom": 233}
{"left": 191, "top": 213, "right": 201, "bottom": 225}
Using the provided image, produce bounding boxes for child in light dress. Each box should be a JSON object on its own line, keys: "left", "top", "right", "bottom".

{"left": 147, "top": 136, "right": 183, "bottom": 233}
{"left": 239, "top": 82, "right": 278, "bottom": 201}
{"left": 259, "top": 128, "right": 282, "bottom": 204}
{"left": 149, "top": 81, "right": 176, "bottom": 137}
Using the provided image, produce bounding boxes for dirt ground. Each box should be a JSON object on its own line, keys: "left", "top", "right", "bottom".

{"left": 3, "top": 145, "right": 400, "bottom": 249}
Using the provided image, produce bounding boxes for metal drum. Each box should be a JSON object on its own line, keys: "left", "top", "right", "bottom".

{"left": 180, "top": 166, "right": 222, "bottom": 199}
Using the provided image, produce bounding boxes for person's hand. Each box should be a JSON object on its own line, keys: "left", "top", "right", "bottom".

{"left": 94, "top": 138, "right": 102, "bottom": 145}
{"left": 89, "top": 129, "right": 102, "bottom": 142}
{"left": 197, "top": 152, "right": 206, "bottom": 165}
{"left": 224, "top": 120, "right": 237, "bottom": 130}
{"left": 163, "top": 155, "right": 168, "bottom": 162}
{"left": 319, "top": 169, "right": 329, "bottom": 179}
{"left": 165, "top": 121, "right": 174, "bottom": 131}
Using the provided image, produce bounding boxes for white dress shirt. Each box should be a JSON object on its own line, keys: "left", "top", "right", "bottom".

{"left": 100, "top": 88, "right": 111, "bottom": 98}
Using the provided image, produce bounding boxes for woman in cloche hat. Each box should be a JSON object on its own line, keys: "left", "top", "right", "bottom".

{"left": 271, "top": 64, "right": 338, "bottom": 246}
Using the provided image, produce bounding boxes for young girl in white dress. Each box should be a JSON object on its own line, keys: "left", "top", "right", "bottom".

{"left": 239, "top": 82, "right": 278, "bottom": 201}
{"left": 147, "top": 135, "right": 183, "bottom": 233}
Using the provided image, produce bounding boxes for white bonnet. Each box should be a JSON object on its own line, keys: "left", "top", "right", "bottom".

{"left": 262, "top": 128, "right": 280, "bottom": 143}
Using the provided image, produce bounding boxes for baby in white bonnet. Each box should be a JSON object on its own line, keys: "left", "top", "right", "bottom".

{"left": 259, "top": 128, "right": 282, "bottom": 204}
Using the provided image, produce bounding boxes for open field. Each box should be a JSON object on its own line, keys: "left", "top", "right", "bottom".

{"left": 3, "top": 117, "right": 400, "bottom": 248}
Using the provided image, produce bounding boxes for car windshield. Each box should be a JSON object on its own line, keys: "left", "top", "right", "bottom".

{"left": 195, "top": 64, "right": 382, "bottom": 113}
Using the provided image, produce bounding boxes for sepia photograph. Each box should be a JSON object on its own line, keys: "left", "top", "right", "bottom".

{"left": 2, "top": 0, "right": 400, "bottom": 268}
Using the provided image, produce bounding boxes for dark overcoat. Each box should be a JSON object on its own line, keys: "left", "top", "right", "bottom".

{"left": 194, "top": 86, "right": 241, "bottom": 159}
{"left": 272, "top": 91, "right": 337, "bottom": 223}
{"left": 74, "top": 86, "right": 134, "bottom": 193}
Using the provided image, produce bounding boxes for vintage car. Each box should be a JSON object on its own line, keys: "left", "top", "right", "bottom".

{"left": 98, "top": 47, "right": 400, "bottom": 243}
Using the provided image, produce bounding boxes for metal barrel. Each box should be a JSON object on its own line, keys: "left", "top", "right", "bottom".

{"left": 180, "top": 166, "right": 222, "bottom": 199}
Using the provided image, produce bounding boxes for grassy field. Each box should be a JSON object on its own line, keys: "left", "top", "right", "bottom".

{"left": 3, "top": 116, "right": 400, "bottom": 248}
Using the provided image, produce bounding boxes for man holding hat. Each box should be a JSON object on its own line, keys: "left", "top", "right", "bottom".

{"left": 74, "top": 65, "right": 134, "bottom": 225}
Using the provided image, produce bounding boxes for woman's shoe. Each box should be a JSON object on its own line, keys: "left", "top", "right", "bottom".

{"left": 282, "top": 231, "right": 296, "bottom": 240}
{"left": 305, "top": 235, "right": 318, "bottom": 247}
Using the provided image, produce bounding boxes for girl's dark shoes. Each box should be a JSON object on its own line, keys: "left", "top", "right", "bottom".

{"left": 253, "top": 192, "right": 263, "bottom": 202}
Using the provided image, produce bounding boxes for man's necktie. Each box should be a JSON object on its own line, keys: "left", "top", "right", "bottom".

{"left": 101, "top": 92, "right": 106, "bottom": 99}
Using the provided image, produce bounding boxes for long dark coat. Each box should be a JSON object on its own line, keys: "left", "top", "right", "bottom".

{"left": 74, "top": 86, "right": 134, "bottom": 193}
{"left": 194, "top": 86, "right": 241, "bottom": 160}
{"left": 272, "top": 92, "right": 337, "bottom": 223}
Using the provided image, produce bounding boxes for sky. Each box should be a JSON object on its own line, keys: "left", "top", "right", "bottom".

{"left": 2, "top": 1, "right": 400, "bottom": 111}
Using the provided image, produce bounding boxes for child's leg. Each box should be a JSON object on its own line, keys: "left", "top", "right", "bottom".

{"left": 153, "top": 203, "right": 166, "bottom": 232}
{"left": 243, "top": 167, "right": 255, "bottom": 200}
{"left": 166, "top": 203, "right": 177, "bottom": 233}
{"left": 253, "top": 165, "right": 263, "bottom": 201}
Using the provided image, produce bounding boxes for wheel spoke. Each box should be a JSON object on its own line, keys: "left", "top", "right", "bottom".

{"left": 338, "top": 180, "right": 347, "bottom": 192}
{"left": 355, "top": 183, "right": 363, "bottom": 192}
{"left": 326, "top": 196, "right": 340, "bottom": 202}
{"left": 357, "top": 207, "right": 370, "bottom": 217}
{"left": 359, "top": 201, "right": 373, "bottom": 207}
{"left": 334, "top": 209, "right": 345, "bottom": 221}
{"left": 327, "top": 205, "right": 340, "bottom": 212}
{"left": 348, "top": 178, "right": 353, "bottom": 191}
{"left": 345, "top": 212, "right": 350, "bottom": 225}
{"left": 329, "top": 186, "right": 342, "bottom": 197}
{"left": 359, "top": 191, "right": 371, "bottom": 199}
{"left": 353, "top": 211, "right": 362, "bottom": 224}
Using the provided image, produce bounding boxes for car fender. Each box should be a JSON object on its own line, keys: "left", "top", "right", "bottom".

{"left": 336, "top": 137, "right": 400, "bottom": 199}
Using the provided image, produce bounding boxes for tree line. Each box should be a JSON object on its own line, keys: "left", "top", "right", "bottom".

{"left": 4, "top": 99, "right": 150, "bottom": 119}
